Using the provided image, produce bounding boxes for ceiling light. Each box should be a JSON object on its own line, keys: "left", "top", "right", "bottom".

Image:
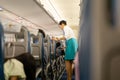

{"left": 0, "top": 7, "right": 3, "bottom": 11}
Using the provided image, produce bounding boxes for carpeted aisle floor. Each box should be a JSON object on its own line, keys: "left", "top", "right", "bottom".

{"left": 60, "top": 70, "right": 75, "bottom": 80}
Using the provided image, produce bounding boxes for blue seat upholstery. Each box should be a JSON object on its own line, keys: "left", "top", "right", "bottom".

{"left": 0, "top": 23, "right": 5, "bottom": 80}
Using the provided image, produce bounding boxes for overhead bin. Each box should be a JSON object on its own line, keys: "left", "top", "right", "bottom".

{"left": 0, "top": 0, "right": 62, "bottom": 35}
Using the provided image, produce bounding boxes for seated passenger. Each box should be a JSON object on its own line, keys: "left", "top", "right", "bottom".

{"left": 31, "top": 34, "right": 39, "bottom": 44}
{"left": 56, "top": 41, "right": 65, "bottom": 56}
{"left": 4, "top": 52, "right": 36, "bottom": 80}
{"left": 4, "top": 59, "right": 26, "bottom": 80}
{"left": 38, "top": 29, "right": 45, "bottom": 38}
{"left": 15, "top": 53, "right": 36, "bottom": 80}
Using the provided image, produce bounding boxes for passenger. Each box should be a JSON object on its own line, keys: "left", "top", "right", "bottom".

{"left": 52, "top": 20, "right": 78, "bottom": 80}
{"left": 56, "top": 41, "right": 62, "bottom": 57}
{"left": 4, "top": 59, "right": 26, "bottom": 80}
{"left": 56, "top": 41, "right": 65, "bottom": 56}
{"left": 31, "top": 34, "right": 39, "bottom": 44}
{"left": 15, "top": 53, "right": 36, "bottom": 80}
{"left": 38, "top": 29, "right": 45, "bottom": 38}
{"left": 32, "top": 29, "right": 45, "bottom": 44}
{"left": 4, "top": 53, "right": 36, "bottom": 80}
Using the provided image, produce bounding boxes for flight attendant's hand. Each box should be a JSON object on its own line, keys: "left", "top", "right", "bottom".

{"left": 52, "top": 37, "right": 58, "bottom": 41}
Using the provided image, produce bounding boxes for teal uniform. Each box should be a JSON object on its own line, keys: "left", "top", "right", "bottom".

{"left": 65, "top": 38, "right": 78, "bottom": 60}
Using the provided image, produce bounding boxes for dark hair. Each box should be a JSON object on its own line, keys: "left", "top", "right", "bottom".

{"left": 56, "top": 41, "right": 61, "bottom": 48}
{"left": 38, "top": 29, "right": 45, "bottom": 38}
{"left": 15, "top": 53, "right": 36, "bottom": 80}
{"left": 4, "top": 53, "right": 36, "bottom": 80}
{"left": 59, "top": 20, "right": 67, "bottom": 25}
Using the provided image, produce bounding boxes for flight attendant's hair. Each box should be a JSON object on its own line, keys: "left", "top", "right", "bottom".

{"left": 59, "top": 20, "right": 67, "bottom": 25}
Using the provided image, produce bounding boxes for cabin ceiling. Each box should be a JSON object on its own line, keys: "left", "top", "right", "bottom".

{"left": 50, "top": 0, "right": 80, "bottom": 27}
{"left": 0, "top": 0, "right": 80, "bottom": 36}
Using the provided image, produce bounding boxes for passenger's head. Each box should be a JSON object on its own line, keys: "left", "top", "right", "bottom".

{"left": 59, "top": 20, "right": 67, "bottom": 29}
{"left": 15, "top": 53, "right": 36, "bottom": 80}
{"left": 56, "top": 41, "right": 61, "bottom": 48}
{"left": 38, "top": 29, "right": 45, "bottom": 38}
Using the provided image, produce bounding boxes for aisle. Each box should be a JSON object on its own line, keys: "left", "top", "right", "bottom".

{"left": 60, "top": 70, "right": 75, "bottom": 80}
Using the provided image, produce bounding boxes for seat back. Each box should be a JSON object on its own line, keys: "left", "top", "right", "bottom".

{"left": 44, "top": 35, "right": 51, "bottom": 63}
{"left": 4, "top": 27, "right": 30, "bottom": 58}
{"left": 79, "top": 0, "right": 120, "bottom": 80}
{"left": 31, "top": 34, "right": 43, "bottom": 67}
{"left": 0, "top": 23, "right": 5, "bottom": 80}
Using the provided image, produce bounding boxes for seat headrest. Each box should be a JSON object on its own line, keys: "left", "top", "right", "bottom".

{"left": 15, "top": 32, "right": 24, "bottom": 39}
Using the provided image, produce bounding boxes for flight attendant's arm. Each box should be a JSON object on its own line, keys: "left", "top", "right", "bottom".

{"left": 52, "top": 36, "right": 66, "bottom": 41}
{"left": 58, "top": 36, "right": 66, "bottom": 40}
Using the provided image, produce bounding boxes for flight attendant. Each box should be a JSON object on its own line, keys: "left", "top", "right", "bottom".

{"left": 53, "top": 20, "right": 78, "bottom": 80}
